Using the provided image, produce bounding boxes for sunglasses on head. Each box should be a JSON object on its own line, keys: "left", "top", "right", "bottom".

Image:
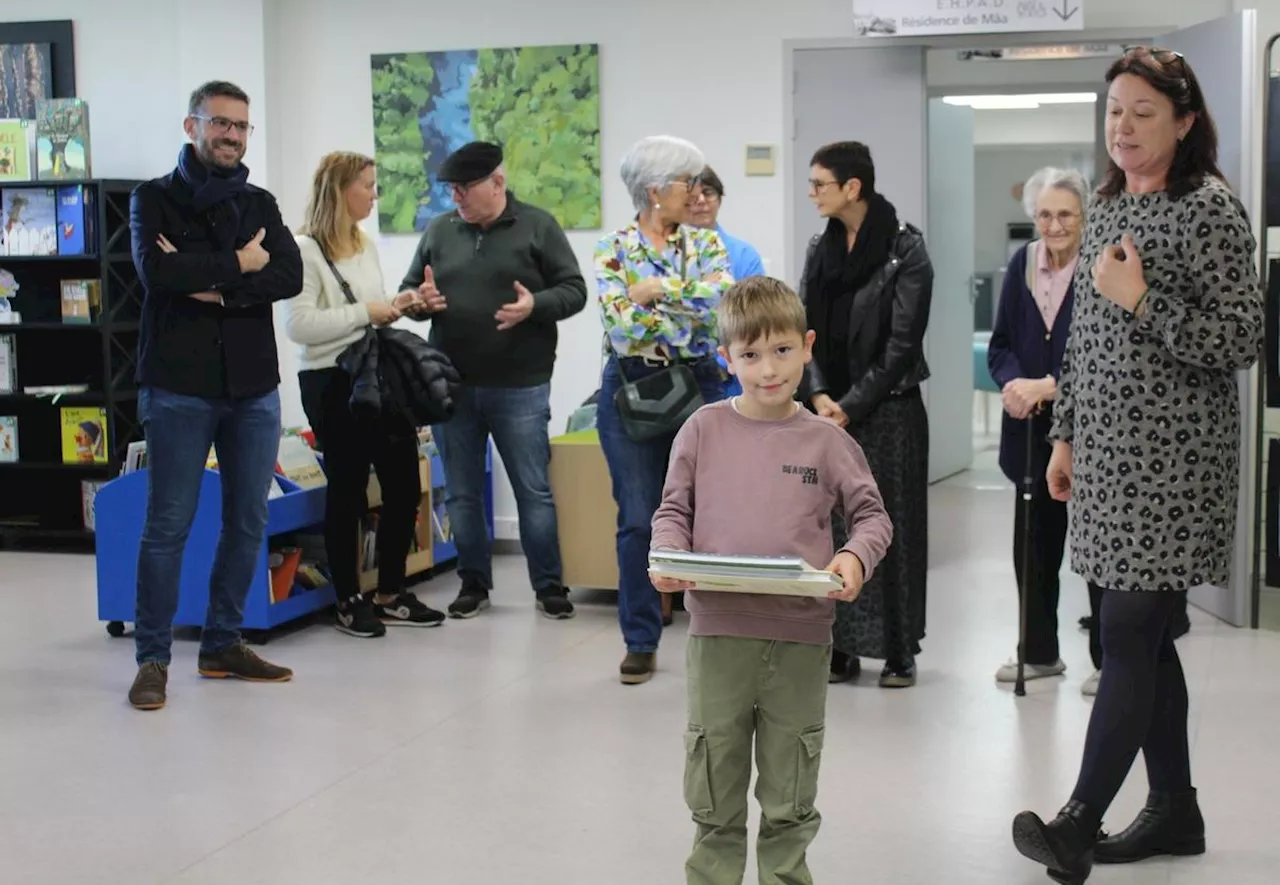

{"left": 1124, "top": 45, "right": 1187, "bottom": 68}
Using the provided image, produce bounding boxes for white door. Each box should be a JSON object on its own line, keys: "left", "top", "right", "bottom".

{"left": 793, "top": 48, "right": 976, "bottom": 482}
{"left": 925, "top": 99, "right": 977, "bottom": 481}
{"left": 1159, "top": 11, "right": 1260, "bottom": 626}
{"left": 790, "top": 47, "right": 927, "bottom": 281}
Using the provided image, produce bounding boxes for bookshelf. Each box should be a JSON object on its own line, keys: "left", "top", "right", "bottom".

{"left": 94, "top": 467, "right": 336, "bottom": 635}
{"left": 355, "top": 447, "right": 483, "bottom": 592}
{"left": 0, "top": 178, "right": 144, "bottom": 550}
{"left": 93, "top": 447, "right": 491, "bottom": 638}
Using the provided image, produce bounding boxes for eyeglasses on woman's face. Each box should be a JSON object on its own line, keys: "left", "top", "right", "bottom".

{"left": 1035, "top": 210, "right": 1080, "bottom": 229}
{"left": 807, "top": 178, "right": 842, "bottom": 193}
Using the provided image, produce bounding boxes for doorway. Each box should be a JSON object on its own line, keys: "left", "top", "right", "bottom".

{"left": 938, "top": 87, "right": 1099, "bottom": 463}
{"left": 789, "top": 39, "right": 1120, "bottom": 483}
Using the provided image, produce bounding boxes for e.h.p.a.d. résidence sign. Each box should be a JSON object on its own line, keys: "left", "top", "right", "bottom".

{"left": 853, "top": 0, "right": 1085, "bottom": 38}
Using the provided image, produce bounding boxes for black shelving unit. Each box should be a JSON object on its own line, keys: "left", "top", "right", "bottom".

{"left": 0, "top": 178, "right": 144, "bottom": 550}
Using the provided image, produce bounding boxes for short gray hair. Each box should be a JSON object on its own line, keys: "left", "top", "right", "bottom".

{"left": 1022, "top": 166, "right": 1089, "bottom": 218}
{"left": 620, "top": 135, "right": 706, "bottom": 213}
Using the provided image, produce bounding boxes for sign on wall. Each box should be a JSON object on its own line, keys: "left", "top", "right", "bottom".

{"left": 854, "top": 0, "right": 1085, "bottom": 38}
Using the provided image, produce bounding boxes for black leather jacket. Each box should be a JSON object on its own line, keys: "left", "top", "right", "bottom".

{"left": 799, "top": 221, "right": 933, "bottom": 427}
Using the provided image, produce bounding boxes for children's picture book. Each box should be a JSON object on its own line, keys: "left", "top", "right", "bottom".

{"left": 60, "top": 406, "right": 108, "bottom": 464}
{"left": 647, "top": 550, "right": 844, "bottom": 598}
{"left": 123, "top": 440, "right": 147, "bottom": 473}
{"left": 0, "top": 415, "right": 17, "bottom": 462}
{"left": 0, "top": 119, "right": 33, "bottom": 181}
{"left": 1, "top": 186, "right": 57, "bottom": 256}
{"left": 276, "top": 433, "right": 326, "bottom": 488}
{"left": 35, "top": 98, "right": 90, "bottom": 181}
{"left": 0, "top": 333, "right": 14, "bottom": 393}
{"left": 59, "top": 278, "right": 98, "bottom": 323}
{"left": 55, "top": 183, "right": 92, "bottom": 254}
{"left": 81, "top": 479, "right": 105, "bottom": 531}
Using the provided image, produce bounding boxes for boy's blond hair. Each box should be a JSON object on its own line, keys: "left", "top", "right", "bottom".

{"left": 717, "top": 276, "right": 808, "bottom": 348}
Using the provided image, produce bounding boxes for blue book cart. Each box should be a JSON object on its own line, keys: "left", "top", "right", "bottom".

{"left": 94, "top": 447, "right": 492, "bottom": 638}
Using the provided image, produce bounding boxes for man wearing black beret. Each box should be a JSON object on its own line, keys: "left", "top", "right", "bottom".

{"left": 399, "top": 141, "right": 587, "bottom": 620}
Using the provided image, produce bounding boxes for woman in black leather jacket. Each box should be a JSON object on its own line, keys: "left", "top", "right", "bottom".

{"left": 799, "top": 141, "right": 933, "bottom": 688}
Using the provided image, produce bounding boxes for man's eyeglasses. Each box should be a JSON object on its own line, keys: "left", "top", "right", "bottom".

{"left": 192, "top": 115, "right": 254, "bottom": 136}
{"left": 449, "top": 174, "right": 494, "bottom": 197}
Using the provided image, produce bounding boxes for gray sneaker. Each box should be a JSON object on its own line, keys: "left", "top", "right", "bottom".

{"left": 996, "top": 657, "right": 1067, "bottom": 683}
{"left": 129, "top": 661, "right": 168, "bottom": 710}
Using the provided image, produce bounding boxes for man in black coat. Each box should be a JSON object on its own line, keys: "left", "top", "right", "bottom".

{"left": 126, "top": 80, "right": 302, "bottom": 711}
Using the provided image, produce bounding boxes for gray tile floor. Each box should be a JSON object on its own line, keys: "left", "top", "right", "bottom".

{"left": 3, "top": 464, "right": 1280, "bottom": 884}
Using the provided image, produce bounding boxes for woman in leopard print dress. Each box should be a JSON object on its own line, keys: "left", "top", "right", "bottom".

{"left": 1012, "top": 49, "right": 1263, "bottom": 884}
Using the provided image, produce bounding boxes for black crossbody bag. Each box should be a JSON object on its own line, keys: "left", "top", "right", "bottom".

{"left": 316, "top": 245, "right": 376, "bottom": 363}
{"left": 612, "top": 233, "right": 706, "bottom": 442}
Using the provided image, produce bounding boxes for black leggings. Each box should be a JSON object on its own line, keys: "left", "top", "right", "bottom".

{"left": 299, "top": 367, "right": 421, "bottom": 605}
{"left": 1071, "top": 587, "right": 1192, "bottom": 812}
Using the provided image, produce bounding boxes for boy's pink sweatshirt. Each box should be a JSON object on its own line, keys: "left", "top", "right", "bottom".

{"left": 651, "top": 400, "right": 894, "bottom": 646}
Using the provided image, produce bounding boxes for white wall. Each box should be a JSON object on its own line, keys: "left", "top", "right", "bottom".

{"left": 5, "top": 0, "right": 1254, "bottom": 537}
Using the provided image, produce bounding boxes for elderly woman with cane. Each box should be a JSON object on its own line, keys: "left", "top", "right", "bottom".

{"left": 987, "top": 167, "right": 1090, "bottom": 691}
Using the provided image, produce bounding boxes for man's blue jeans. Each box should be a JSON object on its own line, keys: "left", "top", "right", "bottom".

{"left": 596, "top": 356, "right": 726, "bottom": 653}
{"left": 134, "top": 386, "right": 281, "bottom": 665}
{"left": 432, "top": 383, "right": 561, "bottom": 593}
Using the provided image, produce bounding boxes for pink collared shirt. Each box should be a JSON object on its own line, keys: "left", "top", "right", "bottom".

{"left": 1033, "top": 241, "right": 1078, "bottom": 332}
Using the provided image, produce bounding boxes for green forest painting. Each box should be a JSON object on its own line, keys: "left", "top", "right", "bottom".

{"left": 371, "top": 43, "right": 601, "bottom": 234}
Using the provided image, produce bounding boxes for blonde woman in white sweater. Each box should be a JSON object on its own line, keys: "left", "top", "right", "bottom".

{"left": 284, "top": 151, "right": 443, "bottom": 637}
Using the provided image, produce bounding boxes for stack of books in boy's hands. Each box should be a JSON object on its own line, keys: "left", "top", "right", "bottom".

{"left": 647, "top": 550, "right": 842, "bottom": 598}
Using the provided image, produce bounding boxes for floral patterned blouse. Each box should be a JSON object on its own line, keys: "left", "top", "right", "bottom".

{"left": 594, "top": 222, "right": 733, "bottom": 361}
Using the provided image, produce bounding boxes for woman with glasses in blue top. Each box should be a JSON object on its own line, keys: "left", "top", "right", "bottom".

{"left": 687, "top": 165, "right": 765, "bottom": 397}
{"left": 593, "top": 135, "right": 734, "bottom": 686}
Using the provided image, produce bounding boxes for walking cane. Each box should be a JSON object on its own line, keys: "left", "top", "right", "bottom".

{"left": 1014, "top": 409, "right": 1037, "bottom": 698}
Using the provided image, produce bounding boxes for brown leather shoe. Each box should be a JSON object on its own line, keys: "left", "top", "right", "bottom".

{"left": 198, "top": 641, "right": 292, "bottom": 682}
{"left": 620, "top": 652, "right": 655, "bottom": 685}
{"left": 129, "top": 661, "right": 168, "bottom": 710}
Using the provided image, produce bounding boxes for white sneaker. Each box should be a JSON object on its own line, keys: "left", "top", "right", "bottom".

{"left": 1082, "top": 670, "right": 1101, "bottom": 696}
{"left": 995, "top": 657, "right": 1066, "bottom": 683}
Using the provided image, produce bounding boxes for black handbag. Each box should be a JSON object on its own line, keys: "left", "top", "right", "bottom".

{"left": 613, "top": 361, "right": 704, "bottom": 442}
{"left": 611, "top": 233, "right": 705, "bottom": 442}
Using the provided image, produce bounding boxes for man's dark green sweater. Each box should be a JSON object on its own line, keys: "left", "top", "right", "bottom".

{"left": 399, "top": 194, "right": 587, "bottom": 387}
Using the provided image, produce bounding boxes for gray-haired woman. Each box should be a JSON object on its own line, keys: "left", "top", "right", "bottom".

{"left": 987, "top": 166, "right": 1088, "bottom": 686}
{"left": 593, "top": 135, "right": 733, "bottom": 685}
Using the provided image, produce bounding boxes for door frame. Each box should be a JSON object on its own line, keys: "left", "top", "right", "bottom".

{"left": 1252, "top": 32, "right": 1280, "bottom": 628}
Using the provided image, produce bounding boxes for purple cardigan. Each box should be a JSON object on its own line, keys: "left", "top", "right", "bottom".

{"left": 986, "top": 242, "right": 1075, "bottom": 485}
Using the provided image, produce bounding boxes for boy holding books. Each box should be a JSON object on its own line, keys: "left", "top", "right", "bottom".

{"left": 650, "top": 276, "right": 893, "bottom": 885}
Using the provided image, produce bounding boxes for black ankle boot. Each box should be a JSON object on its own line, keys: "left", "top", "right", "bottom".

{"left": 1013, "top": 800, "right": 1101, "bottom": 885}
{"left": 1095, "top": 789, "right": 1205, "bottom": 864}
